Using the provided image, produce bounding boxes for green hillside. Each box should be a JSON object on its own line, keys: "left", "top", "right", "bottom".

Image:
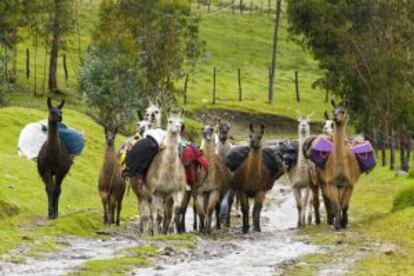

{"left": 9, "top": 1, "right": 329, "bottom": 121}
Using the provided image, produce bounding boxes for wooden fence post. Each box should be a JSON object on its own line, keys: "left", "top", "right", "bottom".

{"left": 26, "top": 48, "right": 30, "bottom": 79}
{"left": 184, "top": 74, "right": 189, "bottom": 105}
{"left": 212, "top": 67, "right": 216, "bottom": 105}
{"left": 295, "top": 70, "right": 300, "bottom": 102}
{"left": 63, "top": 54, "right": 69, "bottom": 82}
{"left": 238, "top": 68, "right": 242, "bottom": 101}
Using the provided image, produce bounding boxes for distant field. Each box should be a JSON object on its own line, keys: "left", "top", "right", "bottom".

{"left": 8, "top": 0, "right": 329, "bottom": 124}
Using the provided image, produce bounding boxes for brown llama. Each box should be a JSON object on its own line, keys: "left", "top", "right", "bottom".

{"left": 195, "top": 123, "right": 230, "bottom": 233}
{"left": 37, "top": 97, "right": 73, "bottom": 219}
{"left": 318, "top": 100, "right": 362, "bottom": 229}
{"left": 231, "top": 123, "right": 274, "bottom": 233}
{"left": 98, "top": 128, "right": 126, "bottom": 225}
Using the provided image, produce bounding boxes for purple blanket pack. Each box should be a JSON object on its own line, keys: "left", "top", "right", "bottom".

{"left": 351, "top": 142, "right": 376, "bottom": 173}
{"left": 309, "top": 137, "right": 333, "bottom": 168}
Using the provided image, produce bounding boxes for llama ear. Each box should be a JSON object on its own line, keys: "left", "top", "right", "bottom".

{"left": 331, "top": 99, "right": 337, "bottom": 108}
{"left": 249, "top": 123, "right": 254, "bottom": 132}
{"left": 296, "top": 110, "right": 302, "bottom": 122}
{"left": 260, "top": 124, "right": 266, "bottom": 133}
{"left": 147, "top": 97, "right": 154, "bottom": 106}
{"left": 156, "top": 97, "right": 162, "bottom": 107}
{"left": 324, "top": 111, "right": 329, "bottom": 120}
{"left": 137, "top": 110, "right": 143, "bottom": 121}
{"left": 179, "top": 108, "right": 185, "bottom": 118}
{"left": 47, "top": 97, "right": 52, "bottom": 110}
{"left": 181, "top": 123, "right": 185, "bottom": 133}
{"left": 58, "top": 100, "right": 65, "bottom": 109}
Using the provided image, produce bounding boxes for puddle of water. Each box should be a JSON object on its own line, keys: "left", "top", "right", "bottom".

{"left": 0, "top": 236, "right": 141, "bottom": 276}
{"left": 133, "top": 181, "right": 320, "bottom": 276}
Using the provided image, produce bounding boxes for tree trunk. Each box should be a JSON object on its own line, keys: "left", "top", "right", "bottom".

{"left": 42, "top": 46, "right": 48, "bottom": 95}
{"left": 26, "top": 48, "right": 30, "bottom": 79}
{"left": 268, "top": 0, "right": 281, "bottom": 105}
{"left": 380, "top": 131, "right": 386, "bottom": 166}
{"left": 49, "top": 0, "right": 62, "bottom": 93}
{"left": 390, "top": 128, "right": 395, "bottom": 170}
{"left": 33, "top": 34, "right": 38, "bottom": 96}
{"left": 3, "top": 46, "right": 7, "bottom": 81}
{"left": 238, "top": 68, "right": 242, "bottom": 101}
{"left": 212, "top": 67, "right": 216, "bottom": 105}
{"left": 183, "top": 74, "right": 189, "bottom": 105}
{"left": 295, "top": 70, "right": 300, "bottom": 102}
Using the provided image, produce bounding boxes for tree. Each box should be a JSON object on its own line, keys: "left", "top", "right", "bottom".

{"left": 118, "top": 0, "right": 204, "bottom": 99}
{"left": 268, "top": 0, "right": 281, "bottom": 104}
{"left": 80, "top": 1, "right": 144, "bottom": 129}
{"left": 47, "top": 0, "right": 75, "bottom": 93}
{"left": 287, "top": 0, "right": 414, "bottom": 170}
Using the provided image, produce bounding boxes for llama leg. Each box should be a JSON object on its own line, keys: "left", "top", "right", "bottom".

{"left": 293, "top": 186, "right": 303, "bottom": 227}
{"left": 302, "top": 187, "right": 310, "bottom": 226}
{"left": 101, "top": 196, "right": 109, "bottom": 224}
{"left": 172, "top": 191, "right": 183, "bottom": 234}
{"left": 215, "top": 196, "right": 222, "bottom": 230}
{"left": 226, "top": 190, "right": 235, "bottom": 227}
{"left": 179, "top": 191, "right": 190, "bottom": 233}
{"left": 310, "top": 185, "right": 321, "bottom": 225}
{"left": 195, "top": 194, "right": 205, "bottom": 232}
{"left": 109, "top": 196, "right": 116, "bottom": 224}
{"left": 192, "top": 193, "right": 198, "bottom": 231}
{"left": 116, "top": 199, "right": 122, "bottom": 226}
{"left": 320, "top": 183, "right": 334, "bottom": 225}
{"left": 162, "top": 197, "right": 173, "bottom": 234}
{"left": 240, "top": 192, "right": 250, "bottom": 234}
{"left": 340, "top": 187, "right": 353, "bottom": 229}
{"left": 253, "top": 191, "right": 266, "bottom": 232}
{"left": 153, "top": 196, "right": 164, "bottom": 235}
{"left": 139, "top": 199, "right": 150, "bottom": 234}
{"left": 327, "top": 184, "right": 342, "bottom": 230}
{"left": 206, "top": 191, "right": 219, "bottom": 233}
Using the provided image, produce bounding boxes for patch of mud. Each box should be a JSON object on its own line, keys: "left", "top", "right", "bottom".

{"left": 0, "top": 236, "right": 142, "bottom": 276}
{"left": 133, "top": 180, "right": 320, "bottom": 276}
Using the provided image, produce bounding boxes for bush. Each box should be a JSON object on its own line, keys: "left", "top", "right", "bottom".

{"left": 392, "top": 184, "right": 414, "bottom": 212}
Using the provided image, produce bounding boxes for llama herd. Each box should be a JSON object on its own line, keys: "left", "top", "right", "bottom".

{"left": 36, "top": 97, "right": 374, "bottom": 236}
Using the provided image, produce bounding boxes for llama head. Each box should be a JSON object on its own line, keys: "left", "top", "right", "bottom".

{"left": 145, "top": 98, "right": 161, "bottom": 128}
{"left": 202, "top": 124, "right": 215, "bottom": 143}
{"left": 323, "top": 110, "right": 334, "bottom": 135}
{"left": 46, "top": 97, "right": 65, "bottom": 125}
{"left": 136, "top": 111, "right": 151, "bottom": 136}
{"left": 104, "top": 127, "right": 117, "bottom": 147}
{"left": 167, "top": 109, "right": 184, "bottom": 135}
{"left": 216, "top": 116, "right": 232, "bottom": 144}
{"left": 331, "top": 99, "right": 348, "bottom": 125}
{"left": 297, "top": 111, "right": 313, "bottom": 137}
{"left": 248, "top": 123, "right": 265, "bottom": 149}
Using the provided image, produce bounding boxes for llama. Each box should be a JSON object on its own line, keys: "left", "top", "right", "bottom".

{"left": 195, "top": 123, "right": 230, "bottom": 232}
{"left": 144, "top": 111, "right": 186, "bottom": 234}
{"left": 37, "top": 98, "right": 73, "bottom": 219}
{"left": 98, "top": 128, "right": 126, "bottom": 225}
{"left": 323, "top": 111, "right": 334, "bottom": 136}
{"left": 144, "top": 99, "right": 162, "bottom": 129}
{"left": 137, "top": 111, "right": 151, "bottom": 136}
{"left": 318, "top": 100, "right": 362, "bottom": 229}
{"left": 231, "top": 123, "right": 276, "bottom": 233}
{"left": 285, "top": 115, "right": 318, "bottom": 227}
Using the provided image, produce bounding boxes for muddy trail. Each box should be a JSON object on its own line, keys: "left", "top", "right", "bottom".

{"left": 0, "top": 180, "right": 330, "bottom": 276}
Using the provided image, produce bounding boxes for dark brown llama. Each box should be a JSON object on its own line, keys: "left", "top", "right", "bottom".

{"left": 231, "top": 124, "right": 275, "bottom": 233}
{"left": 37, "top": 97, "right": 73, "bottom": 219}
{"left": 98, "top": 128, "right": 126, "bottom": 225}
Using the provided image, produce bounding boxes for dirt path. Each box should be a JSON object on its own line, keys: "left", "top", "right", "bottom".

{"left": 0, "top": 180, "right": 324, "bottom": 276}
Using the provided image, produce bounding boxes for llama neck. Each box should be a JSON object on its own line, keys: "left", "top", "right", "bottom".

{"left": 165, "top": 132, "right": 179, "bottom": 163}
{"left": 47, "top": 121, "right": 60, "bottom": 148}
{"left": 297, "top": 133, "right": 307, "bottom": 169}
{"left": 247, "top": 146, "right": 262, "bottom": 176}
{"left": 334, "top": 122, "right": 346, "bottom": 171}
{"left": 202, "top": 139, "right": 216, "bottom": 168}
{"left": 217, "top": 139, "right": 231, "bottom": 158}
{"left": 103, "top": 145, "right": 117, "bottom": 169}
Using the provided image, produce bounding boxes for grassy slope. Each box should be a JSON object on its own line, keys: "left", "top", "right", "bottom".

{"left": 9, "top": 1, "right": 329, "bottom": 121}
{"left": 0, "top": 107, "right": 137, "bottom": 255}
